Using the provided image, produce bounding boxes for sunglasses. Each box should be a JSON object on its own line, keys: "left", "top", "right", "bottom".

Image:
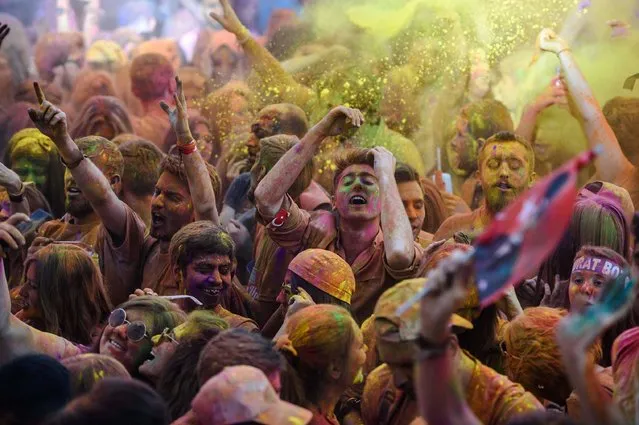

{"left": 151, "top": 327, "right": 180, "bottom": 346}
{"left": 108, "top": 308, "right": 149, "bottom": 342}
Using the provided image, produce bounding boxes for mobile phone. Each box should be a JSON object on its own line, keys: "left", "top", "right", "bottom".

{"left": 1, "top": 209, "right": 52, "bottom": 250}
{"left": 15, "top": 209, "right": 52, "bottom": 237}
{"left": 432, "top": 147, "right": 453, "bottom": 194}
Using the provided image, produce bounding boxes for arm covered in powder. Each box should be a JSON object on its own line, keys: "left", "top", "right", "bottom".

{"left": 373, "top": 147, "right": 416, "bottom": 270}
{"left": 209, "top": 0, "right": 315, "bottom": 109}
{"left": 0, "top": 162, "right": 29, "bottom": 215}
{"left": 254, "top": 106, "right": 363, "bottom": 218}
{"left": 27, "top": 83, "right": 129, "bottom": 240}
{"left": 161, "top": 76, "right": 219, "bottom": 225}
{"left": 416, "top": 259, "right": 481, "bottom": 425}
{"left": 516, "top": 77, "right": 567, "bottom": 143}
{"left": 538, "top": 29, "right": 632, "bottom": 182}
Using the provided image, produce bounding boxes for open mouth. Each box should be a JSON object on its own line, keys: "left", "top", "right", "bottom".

{"left": 66, "top": 187, "right": 81, "bottom": 196}
{"left": 108, "top": 338, "right": 126, "bottom": 352}
{"left": 349, "top": 195, "right": 368, "bottom": 205}
{"left": 151, "top": 212, "right": 165, "bottom": 227}
{"left": 202, "top": 286, "right": 223, "bottom": 296}
{"left": 496, "top": 182, "right": 513, "bottom": 191}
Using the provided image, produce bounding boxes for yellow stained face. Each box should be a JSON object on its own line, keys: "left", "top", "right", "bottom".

{"left": 479, "top": 141, "right": 532, "bottom": 212}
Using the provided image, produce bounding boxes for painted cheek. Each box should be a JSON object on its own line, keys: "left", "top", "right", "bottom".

{"left": 186, "top": 276, "right": 205, "bottom": 298}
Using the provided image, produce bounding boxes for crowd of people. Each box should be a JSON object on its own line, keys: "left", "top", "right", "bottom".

{"left": 1, "top": 0, "right": 639, "bottom": 424}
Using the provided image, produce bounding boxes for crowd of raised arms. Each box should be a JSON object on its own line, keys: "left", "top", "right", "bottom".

{"left": 2, "top": 0, "right": 639, "bottom": 424}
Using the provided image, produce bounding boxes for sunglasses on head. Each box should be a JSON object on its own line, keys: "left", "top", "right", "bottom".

{"left": 151, "top": 327, "right": 180, "bottom": 346}
{"left": 108, "top": 308, "right": 149, "bottom": 342}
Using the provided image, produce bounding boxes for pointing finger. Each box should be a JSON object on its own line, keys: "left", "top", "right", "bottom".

{"left": 34, "top": 81, "right": 46, "bottom": 105}
{"left": 160, "top": 101, "right": 171, "bottom": 115}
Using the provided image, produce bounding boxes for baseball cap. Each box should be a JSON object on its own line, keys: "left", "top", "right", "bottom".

{"left": 288, "top": 249, "right": 356, "bottom": 304}
{"left": 181, "top": 365, "right": 312, "bottom": 425}
{"left": 374, "top": 278, "right": 473, "bottom": 363}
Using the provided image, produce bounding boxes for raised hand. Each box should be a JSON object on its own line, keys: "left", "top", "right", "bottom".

{"left": 538, "top": 28, "right": 570, "bottom": 55}
{"left": 0, "top": 162, "right": 23, "bottom": 196}
{"left": 420, "top": 250, "right": 473, "bottom": 343}
{"left": 317, "top": 106, "right": 364, "bottom": 138}
{"left": 129, "top": 288, "right": 159, "bottom": 300}
{"left": 533, "top": 77, "right": 568, "bottom": 111}
{"left": 160, "top": 76, "right": 193, "bottom": 146}
{"left": 0, "top": 23, "right": 10, "bottom": 49}
{"left": 0, "top": 213, "right": 30, "bottom": 252}
{"left": 27, "top": 82, "right": 68, "bottom": 142}
{"left": 209, "top": 0, "right": 246, "bottom": 37}
{"left": 370, "top": 146, "right": 396, "bottom": 177}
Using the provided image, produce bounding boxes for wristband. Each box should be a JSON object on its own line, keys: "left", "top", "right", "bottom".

{"left": 271, "top": 208, "right": 290, "bottom": 228}
{"left": 60, "top": 153, "right": 87, "bottom": 170}
{"left": 414, "top": 334, "right": 450, "bottom": 361}
{"left": 8, "top": 183, "right": 25, "bottom": 203}
{"left": 177, "top": 141, "right": 197, "bottom": 155}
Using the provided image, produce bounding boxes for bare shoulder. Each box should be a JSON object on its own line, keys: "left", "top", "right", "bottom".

{"left": 433, "top": 210, "right": 478, "bottom": 241}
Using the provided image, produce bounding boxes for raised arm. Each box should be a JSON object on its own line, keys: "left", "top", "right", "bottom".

{"left": 538, "top": 29, "right": 632, "bottom": 182}
{"left": 416, "top": 257, "right": 481, "bottom": 425}
{"left": 372, "top": 147, "right": 416, "bottom": 269}
{"left": 161, "top": 77, "right": 219, "bottom": 225}
{"left": 209, "top": 0, "right": 315, "bottom": 108}
{"left": 516, "top": 77, "right": 567, "bottom": 143}
{"left": 254, "top": 106, "right": 364, "bottom": 218}
{"left": 27, "top": 83, "right": 129, "bottom": 239}
{"left": 0, "top": 22, "right": 10, "bottom": 49}
{"left": 0, "top": 163, "right": 29, "bottom": 216}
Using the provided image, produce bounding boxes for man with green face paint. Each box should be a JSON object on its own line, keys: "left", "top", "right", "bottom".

{"left": 435, "top": 131, "right": 536, "bottom": 241}
{"left": 5, "top": 128, "right": 66, "bottom": 217}
{"left": 254, "top": 106, "right": 425, "bottom": 324}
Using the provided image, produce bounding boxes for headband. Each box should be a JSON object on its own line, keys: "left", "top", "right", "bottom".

{"left": 572, "top": 255, "right": 623, "bottom": 279}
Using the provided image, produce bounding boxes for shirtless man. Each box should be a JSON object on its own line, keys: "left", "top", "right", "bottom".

{"left": 434, "top": 131, "right": 536, "bottom": 241}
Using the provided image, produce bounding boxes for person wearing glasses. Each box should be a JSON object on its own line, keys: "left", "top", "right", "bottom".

{"left": 139, "top": 310, "right": 228, "bottom": 384}
{"left": 0, "top": 251, "right": 186, "bottom": 376}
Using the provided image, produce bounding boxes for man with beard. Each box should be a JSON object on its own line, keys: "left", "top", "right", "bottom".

{"left": 360, "top": 279, "right": 541, "bottom": 425}
{"left": 254, "top": 106, "right": 424, "bottom": 324}
{"left": 224, "top": 102, "right": 310, "bottom": 186}
{"left": 28, "top": 78, "right": 219, "bottom": 305}
{"left": 434, "top": 131, "right": 536, "bottom": 242}
{"left": 446, "top": 99, "right": 514, "bottom": 209}
{"left": 36, "top": 136, "right": 123, "bottom": 249}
